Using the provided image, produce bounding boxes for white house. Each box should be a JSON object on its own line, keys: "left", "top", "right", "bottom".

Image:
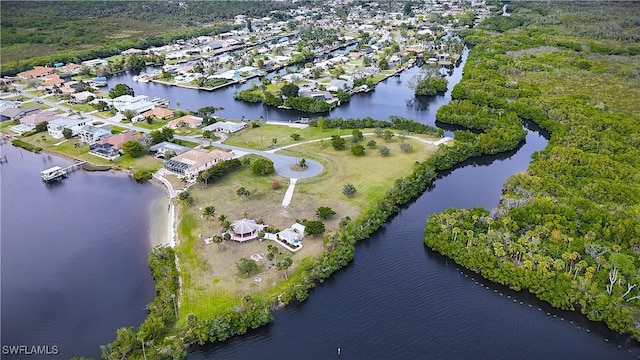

{"left": 203, "top": 121, "right": 246, "bottom": 134}
{"left": 47, "top": 117, "right": 89, "bottom": 139}
{"left": 112, "top": 95, "right": 155, "bottom": 115}
{"left": 78, "top": 125, "right": 112, "bottom": 144}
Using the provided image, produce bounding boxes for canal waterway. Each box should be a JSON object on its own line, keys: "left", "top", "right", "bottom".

{"left": 3, "top": 45, "right": 638, "bottom": 359}
{"left": 0, "top": 144, "right": 164, "bottom": 359}
{"left": 106, "top": 50, "right": 464, "bottom": 124}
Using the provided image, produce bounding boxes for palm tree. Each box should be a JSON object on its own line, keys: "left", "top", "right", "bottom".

{"left": 218, "top": 214, "right": 227, "bottom": 227}
{"left": 202, "top": 206, "right": 216, "bottom": 230}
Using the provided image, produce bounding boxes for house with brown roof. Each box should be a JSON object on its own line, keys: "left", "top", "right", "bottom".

{"left": 57, "top": 63, "right": 84, "bottom": 74}
{"left": 164, "top": 148, "right": 233, "bottom": 180}
{"left": 142, "top": 107, "right": 175, "bottom": 120}
{"left": 89, "top": 132, "right": 140, "bottom": 159}
{"left": 38, "top": 74, "right": 66, "bottom": 90}
{"left": 17, "top": 66, "right": 54, "bottom": 80}
{"left": 167, "top": 115, "right": 203, "bottom": 129}
{"left": 20, "top": 109, "right": 61, "bottom": 130}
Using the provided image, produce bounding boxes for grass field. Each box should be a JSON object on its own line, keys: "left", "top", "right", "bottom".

{"left": 17, "top": 131, "right": 163, "bottom": 173}
{"left": 224, "top": 123, "right": 368, "bottom": 150}
{"left": 176, "top": 133, "right": 440, "bottom": 319}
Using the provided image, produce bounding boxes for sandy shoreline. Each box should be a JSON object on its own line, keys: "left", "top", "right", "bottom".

{"left": 148, "top": 177, "right": 177, "bottom": 249}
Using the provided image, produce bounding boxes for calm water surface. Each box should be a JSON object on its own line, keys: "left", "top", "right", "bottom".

{"left": 2, "top": 46, "right": 638, "bottom": 359}
{"left": 1, "top": 144, "right": 161, "bottom": 359}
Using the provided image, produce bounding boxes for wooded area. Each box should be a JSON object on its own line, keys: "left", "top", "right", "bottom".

{"left": 425, "top": 1, "right": 640, "bottom": 340}
{"left": 0, "top": 1, "right": 297, "bottom": 76}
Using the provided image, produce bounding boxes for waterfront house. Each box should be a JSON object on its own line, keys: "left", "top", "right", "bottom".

{"left": 164, "top": 148, "right": 232, "bottom": 180}
{"left": 202, "top": 121, "right": 246, "bottom": 134}
{"left": 112, "top": 95, "right": 155, "bottom": 115}
{"left": 90, "top": 132, "right": 140, "bottom": 159}
{"left": 47, "top": 117, "right": 88, "bottom": 138}
{"left": 78, "top": 125, "right": 112, "bottom": 144}
{"left": 167, "top": 115, "right": 203, "bottom": 129}
{"left": 149, "top": 141, "right": 190, "bottom": 158}
{"left": 141, "top": 107, "right": 175, "bottom": 120}
{"left": 19, "top": 109, "right": 60, "bottom": 130}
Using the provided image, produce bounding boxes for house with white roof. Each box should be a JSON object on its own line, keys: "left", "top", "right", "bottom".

{"left": 112, "top": 95, "right": 155, "bottom": 115}
{"left": 203, "top": 121, "right": 246, "bottom": 134}
{"left": 47, "top": 117, "right": 89, "bottom": 138}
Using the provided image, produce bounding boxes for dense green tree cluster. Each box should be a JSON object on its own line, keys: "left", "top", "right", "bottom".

{"left": 309, "top": 115, "right": 442, "bottom": 136}
{"left": 1, "top": 1, "right": 296, "bottom": 76}
{"left": 283, "top": 96, "right": 332, "bottom": 113}
{"left": 197, "top": 158, "right": 242, "bottom": 185}
{"left": 425, "top": 1, "right": 640, "bottom": 341}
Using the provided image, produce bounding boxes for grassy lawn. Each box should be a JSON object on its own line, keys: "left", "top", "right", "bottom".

{"left": 18, "top": 131, "right": 163, "bottom": 172}
{"left": 67, "top": 103, "right": 95, "bottom": 113}
{"left": 224, "top": 123, "right": 356, "bottom": 150}
{"left": 281, "top": 135, "right": 439, "bottom": 209}
{"left": 94, "top": 111, "right": 116, "bottom": 119}
{"left": 176, "top": 133, "right": 440, "bottom": 320}
{"left": 136, "top": 119, "right": 169, "bottom": 130}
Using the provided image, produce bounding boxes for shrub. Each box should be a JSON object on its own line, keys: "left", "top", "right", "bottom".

{"left": 133, "top": 169, "right": 153, "bottom": 182}
{"left": 400, "top": 143, "right": 414, "bottom": 153}
{"left": 351, "top": 144, "right": 365, "bottom": 156}
{"left": 343, "top": 183, "right": 357, "bottom": 197}
{"left": 250, "top": 157, "right": 275, "bottom": 175}
{"left": 271, "top": 181, "right": 281, "bottom": 190}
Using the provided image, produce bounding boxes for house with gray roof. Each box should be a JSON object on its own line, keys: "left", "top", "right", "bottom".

{"left": 47, "top": 117, "right": 89, "bottom": 139}
{"left": 149, "top": 141, "right": 191, "bottom": 158}
{"left": 78, "top": 125, "right": 112, "bottom": 144}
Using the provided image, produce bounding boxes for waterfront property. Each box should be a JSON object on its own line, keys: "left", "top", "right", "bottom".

{"left": 112, "top": 95, "right": 155, "bottom": 115}
{"left": 264, "top": 222, "right": 305, "bottom": 251}
{"left": 167, "top": 115, "right": 203, "bottom": 129}
{"left": 78, "top": 125, "right": 112, "bottom": 144}
{"left": 202, "top": 121, "right": 246, "bottom": 134}
{"left": 149, "top": 141, "right": 191, "bottom": 158}
{"left": 89, "top": 132, "right": 140, "bottom": 160}
{"left": 19, "top": 109, "right": 61, "bottom": 131}
{"left": 142, "top": 107, "right": 175, "bottom": 120}
{"left": 47, "top": 117, "right": 88, "bottom": 139}
{"left": 163, "top": 148, "right": 232, "bottom": 180}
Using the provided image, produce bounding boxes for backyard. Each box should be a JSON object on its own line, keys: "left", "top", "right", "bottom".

{"left": 176, "top": 131, "right": 441, "bottom": 320}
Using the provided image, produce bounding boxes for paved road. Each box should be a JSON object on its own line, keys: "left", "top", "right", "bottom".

{"left": 15, "top": 88, "right": 324, "bottom": 179}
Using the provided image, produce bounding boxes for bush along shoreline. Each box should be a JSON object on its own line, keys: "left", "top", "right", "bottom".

{"left": 100, "top": 107, "right": 535, "bottom": 358}
{"left": 424, "top": 1, "right": 640, "bottom": 342}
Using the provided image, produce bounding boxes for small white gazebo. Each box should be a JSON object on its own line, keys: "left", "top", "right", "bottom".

{"left": 229, "top": 218, "right": 262, "bottom": 242}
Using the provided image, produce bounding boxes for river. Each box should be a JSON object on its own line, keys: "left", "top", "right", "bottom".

{"left": 0, "top": 144, "right": 166, "bottom": 359}
{"left": 3, "top": 45, "right": 638, "bottom": 358}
